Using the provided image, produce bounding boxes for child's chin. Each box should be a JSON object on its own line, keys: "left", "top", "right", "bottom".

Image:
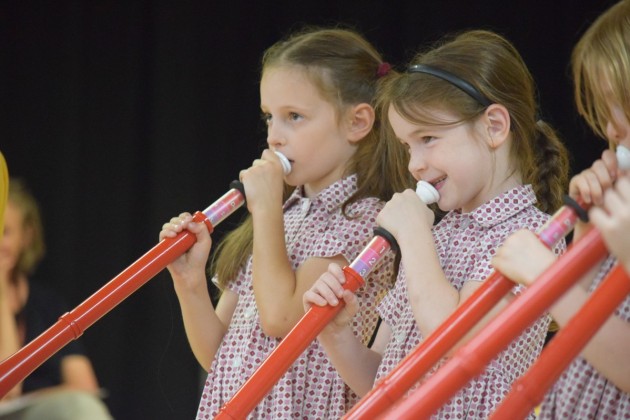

{"left": 436, "top": 201, "right": 456, "bottom": 212}
{"left": 284, "top": 178, "right": 298, "bottom": 188}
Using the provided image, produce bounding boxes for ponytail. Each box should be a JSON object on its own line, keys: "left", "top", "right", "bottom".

{"left": 527, "top": 120, "right": 570, "bottom": 213}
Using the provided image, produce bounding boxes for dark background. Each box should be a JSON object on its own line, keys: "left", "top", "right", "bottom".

{"left": 0, "top": 1, "right": 618, "bottom": 418}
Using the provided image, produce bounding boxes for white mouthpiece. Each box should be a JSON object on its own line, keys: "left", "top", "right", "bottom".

{"left": 274, "top": 151, "right": 292, "bottom": 174}
{"left": 617, "top": 145, "right": 630, "bottom": 171}
{"left": 416, "top": 180, "right": 440, "bottom": 204}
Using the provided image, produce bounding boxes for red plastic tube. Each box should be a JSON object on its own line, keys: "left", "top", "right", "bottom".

{"left": 215, "top": 234, "right": 393, "bottom": 419}
{"left": 0, "top": 186, "right": 246, "bottom": 398}
{"left": 377, "top": 227, "right": 608, "bottom": 419}
{"left": 490, "top": 264, "right": 630, "bottom": 419}
{"left": 344, "top": 203, "right": 582, "bottom": 419}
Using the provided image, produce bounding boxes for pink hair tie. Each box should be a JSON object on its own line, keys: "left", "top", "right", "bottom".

{"left": 377, "top": 62, "right": 392, "bottom": 78}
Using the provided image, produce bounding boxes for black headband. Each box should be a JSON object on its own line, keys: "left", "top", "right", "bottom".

{"left": 407, "top": 64, "right": 492, "bottom": 107}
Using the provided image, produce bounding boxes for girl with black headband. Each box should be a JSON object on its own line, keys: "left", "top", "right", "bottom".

{"left": 304, "top": 29, "right": 569, "bottom": 418}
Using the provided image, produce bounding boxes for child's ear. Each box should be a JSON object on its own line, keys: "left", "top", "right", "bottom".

{"left": 346, "top": 103, "right": 375, "bottom": 143}
{"left": 483, "top": 104, "right": 511, "bottom": 148}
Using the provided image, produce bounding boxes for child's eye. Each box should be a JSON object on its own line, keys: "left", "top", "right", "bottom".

{"left": 422, "top": 136, "right": 437, "bottom": 144}
{"left": 288, "top": 112, "right": 303, "bottom": 121}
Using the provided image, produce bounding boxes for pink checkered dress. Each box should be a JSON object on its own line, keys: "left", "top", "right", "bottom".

{"left": 376, "top": 185, "right": 562, "bottom": 419}
{"left": 196, "top": 174, "right": 395, "bottom": 419}
{"left": 538, "top": 256, "right": 630, "bottom": 419}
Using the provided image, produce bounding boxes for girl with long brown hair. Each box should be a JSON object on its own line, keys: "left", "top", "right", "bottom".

{"left": 160, "top": 27, "right": 411, "bottom": 418}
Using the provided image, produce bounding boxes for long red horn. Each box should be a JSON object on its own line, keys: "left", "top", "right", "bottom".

{"left": 0, "top": 182, "right": 246, "bottom": 398}
{"left": 344, "top": 198, "right": 586, "bottom": 419}
{"left": 377, "top": 227, "right": 607, "bottom": 419}
{"left": 490, "top": 263, "right": 629, "bottom": 419}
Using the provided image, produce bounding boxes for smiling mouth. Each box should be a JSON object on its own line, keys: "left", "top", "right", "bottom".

{"left": 429, "top": 176, "right": 446, "bottom": 189}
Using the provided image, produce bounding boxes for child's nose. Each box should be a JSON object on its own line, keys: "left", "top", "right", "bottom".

{"left": 266, "top": 123, "right": 286, "bottom": 148}
{"left": 408, "top": 151, "right": 428, "bottom": 178}
{"left": 606, "top": 120, "right": 628, "bottom": 144}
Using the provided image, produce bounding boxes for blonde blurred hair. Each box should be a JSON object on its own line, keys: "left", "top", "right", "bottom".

{"left": 572, "top": 0, "right": 630, "bottom": 145}
{"left": 8, "top": 178, "right": 46, "bottom": 276}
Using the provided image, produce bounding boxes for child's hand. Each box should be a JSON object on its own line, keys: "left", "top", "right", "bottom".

{"left": 159, "top": 212, "right": 212, "bottom": 288}
{"left": 589, "top": 175, "right": 630, "bottom": 270}
{"left": 569, "top": 149, "right": 618, "bottom": 207}
{"left": 302, "top": 263, "right": 359, "bottom": 330}
{"left": 376, "top": 189, "right": 435, "bottom": 240}
{"left": 492, "top": 229, "right": 557, "bottom": 287}
{"left": 239, "top": 149, "right": 285, "bottom": 213}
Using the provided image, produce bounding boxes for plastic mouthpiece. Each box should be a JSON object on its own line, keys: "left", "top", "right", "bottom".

{"left": 416, "top": 180, "right": 440, "bottom": 204}
{"left": 617, "top": 145, "right": 630, "bottom": 171}
{"left": 274, "top": 151, "right": 292, "bottom": 174}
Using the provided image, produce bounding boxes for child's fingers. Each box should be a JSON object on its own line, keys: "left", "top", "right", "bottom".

{"left": 327, "top": 262, "right": 346, "bottom": 284}
{"left": 582, "top": 171, "right": 605, "bottom": 206}
{"left": 321, "top": 270, "right": 348, "bottom": 298}
{"left": 159, "top": 221, "right": 181, "bottom": 239}
{"left": 171, "top": 213, "right": 193, "bottom": 230}
{"left": 569, "top": 172, "right": 588, "bottom": 202}
{"left": 301, "top": 264, "right": 350, "bottom": 312}
{"left": 303, "top": 280, "right": 341, "bottom": 311}
{"left": 159, "top": 226, "right": 173, "bottom": 240}
{"left": 569, "top": 165, "right": 609, "bottom": 205}
{"left": 591, "top": 177, "right": 630, "bottom": 232}
{"left": 303, "top": 290, "right": 329, "bottom": 308}
{"left": 159, "top": 213, "right": 193, "bottom": 240}
{"left": 316, "top": 274, "right": 345, "bottom": 304}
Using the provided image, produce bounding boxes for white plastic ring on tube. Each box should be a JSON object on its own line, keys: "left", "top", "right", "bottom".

{"left": 616, "top": 145, "right": 630, "bottom": 171}
{"left": 274, "top": 151, "right": 292, "bottom": 174}
{"left": 416, "top": 180, "right": 440, "bottom": 204}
